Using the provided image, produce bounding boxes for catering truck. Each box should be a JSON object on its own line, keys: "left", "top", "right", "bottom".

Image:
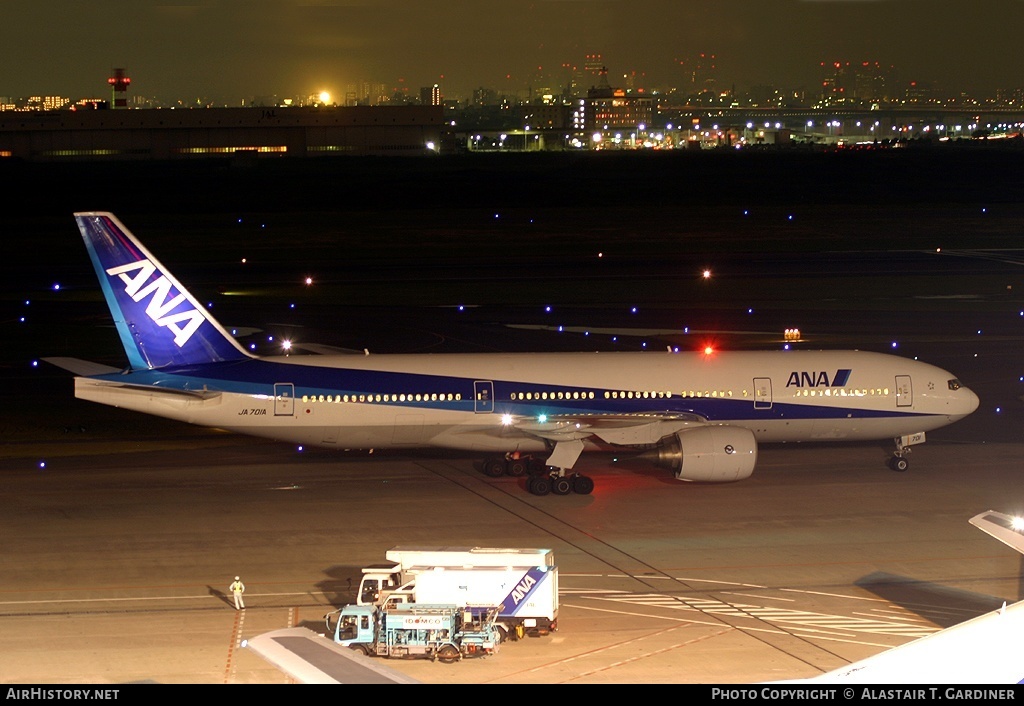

{"left": 357, "top": 547, "right": 558, "bottom": 640}
{"left": 325, "top": 603, "right": 499, "bottom": 663}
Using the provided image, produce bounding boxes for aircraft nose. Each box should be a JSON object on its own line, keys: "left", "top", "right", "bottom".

{"left": 959, "top": 386, "right": 980, "bottom": 417}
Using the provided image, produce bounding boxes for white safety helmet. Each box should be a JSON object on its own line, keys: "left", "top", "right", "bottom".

{"left": 235, "top": 576, "right": 240, "bottom": 580}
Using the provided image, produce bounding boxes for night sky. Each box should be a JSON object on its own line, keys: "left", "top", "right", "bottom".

{"left": 5, "top": 0, "right": 1023, "bottom": 103}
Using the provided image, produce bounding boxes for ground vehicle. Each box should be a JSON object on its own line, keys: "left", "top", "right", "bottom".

{"left": 324, "top": 603, "right": 499, "bottom": 663}
{"left": 357, "top": 547, "right": 558, "bottom": 640}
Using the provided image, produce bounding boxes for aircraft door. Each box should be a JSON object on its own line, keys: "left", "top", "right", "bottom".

{"left": 274, "top": 382, "right": 295, "bottom": 416}
{"left": 474, "top": 380, "right": 494, "bottom": 413}
{"left": 895, "top": 375, "right": 913, "bottom": 407}
{"left": 753, "top": 377, "right": 772, "bottom": 409}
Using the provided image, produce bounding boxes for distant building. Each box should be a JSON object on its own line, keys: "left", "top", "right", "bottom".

{"left": 678, "top": 52, "right": 718, "bottom": 96}
{"left": 471, "top": 87, "right": 499, "bottom": 107}
{"left": 43, "top": 96, "right": 71, "bottom": 111}
{"left": 0, "top": 105, "right": 445, "bottom": 161}
{"left": 420, "top": 84, "right": 441, "bottom": 106}
{"left": 905, "top": 79, "right": 939, "bottom": 104}
{"left": 343, "top": 81, "right": 391, "bottom": 106}
{"left": 819, "top": 61, "right": 896, "bottom": 106}
{"left": 108, "top": 68, "right": 131, "bottom": 109}
{"left": 583, "top": 54, "right": 605, "bottom": 80}
{"left": 580, "top": 67, "right": 654, "bottom": 142}
{"left": 522, "top": 101, "right": 571, "bottom": 130}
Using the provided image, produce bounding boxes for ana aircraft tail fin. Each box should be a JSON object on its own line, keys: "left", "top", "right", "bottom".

{"left": 75, "top": 212, "right": 251, "bottom": 370}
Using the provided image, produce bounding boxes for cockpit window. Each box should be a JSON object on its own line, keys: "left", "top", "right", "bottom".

{"left": 948, "top": 379, "right": 962, "bottom": 391}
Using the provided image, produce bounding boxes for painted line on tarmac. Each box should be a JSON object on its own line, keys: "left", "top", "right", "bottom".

{"left": 224, "top": 608, "right": 246, "bottom": 684}
{"left": 0, "top": 591, "right": 315, "bottom": 606}
{"left": 528, "top": 622, "right": 735, "bottom": 683}
{"left": 565, "top": 601, "right": 912, "bottom": 649}
{"left": 580, "top": 592, "right": 936, "bottom": 638}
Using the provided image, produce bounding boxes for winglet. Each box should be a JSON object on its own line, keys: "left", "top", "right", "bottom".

{"left": 74, "top": 212, "right": 251, "bottom": 370}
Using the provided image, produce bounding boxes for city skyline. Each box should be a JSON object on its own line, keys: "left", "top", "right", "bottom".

{"left": 4, "top": 0, "right": 1023, "bottom": 105}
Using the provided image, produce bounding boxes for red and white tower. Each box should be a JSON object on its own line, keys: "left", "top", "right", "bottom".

{"left": 107, "top": 68, "right": 131, "bottom": 109}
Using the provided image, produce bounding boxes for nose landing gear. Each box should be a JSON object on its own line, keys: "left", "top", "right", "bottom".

{"left": 889, "top": 432, "right": 925, "bottom": 472}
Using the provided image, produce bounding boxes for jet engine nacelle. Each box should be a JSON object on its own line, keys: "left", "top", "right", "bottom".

{"left": 649, "top": 426, "right": 758, "bottom": 482}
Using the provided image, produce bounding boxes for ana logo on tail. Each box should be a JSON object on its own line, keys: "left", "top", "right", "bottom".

{"left": 106, "top": 259, "right": 205, "bottom": 347}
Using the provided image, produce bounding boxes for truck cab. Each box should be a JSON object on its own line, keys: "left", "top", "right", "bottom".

{"left": 358, "top": 563, "right": 404, "bottom": 605}
{"left": 325, "top": 604, "right": 377, "bottom": 647}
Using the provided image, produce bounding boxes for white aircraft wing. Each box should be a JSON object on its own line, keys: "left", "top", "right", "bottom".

{"left": 969, "top": 510, "right": 1024, "bottom": 554}
{"left": 798, "top": 601, "right": 1024, "bottom": 683}
{"left": 243, "top": 627, "right": 419, "bottom": 684}
{"left": 513, "top": 413, "right": 705, "bottom": 445}
{"left": 792, "top": 510, "right": 1024, "bottom": 684}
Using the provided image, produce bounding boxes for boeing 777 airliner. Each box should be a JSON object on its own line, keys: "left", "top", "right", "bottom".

{"left": 47, "top": 213, "right": 979, "bottom": 495}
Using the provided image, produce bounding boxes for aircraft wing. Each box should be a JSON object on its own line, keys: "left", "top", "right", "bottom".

{"left": 969, "top": 510, "right": 1024, "bottom": 554}
{"left": 513, "top": 413, "right": 705, "bottom": 445}
{"left": 797, "top": 601, "right": 1024, "bottom": 683}
{"left": 243, "top": 627, "right": 419, "bottom": 684}
{"left": 790, "top": 510, "right": 1024, "bottom": 684}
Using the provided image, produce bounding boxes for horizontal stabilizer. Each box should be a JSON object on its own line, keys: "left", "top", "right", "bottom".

{"left": 43, "top": 357, "right": 121, "bottom": 377}
{"left": 243, "top": 627, "right": 419, "bottom": 684}
{"left": 75, "top": 376, "right": 222, "bottom": 401}
{"left": 287, "top": 343, "right": 367, "bottom": 355}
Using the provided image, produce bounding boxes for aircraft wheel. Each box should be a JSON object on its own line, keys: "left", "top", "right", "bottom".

{"left": 529, "top": 476, "right": 551, "bottom": 496}
{"left": 508, "top": 459, "right": 528, "bottom": 476}
{"left": 482, "top": 457, "right": 506, "bottom": 477}
{"left": 890, "top": 456, "right": 909, "bottom": 472}
{"left": 552, "top": 476, "right": 573, "bottom": 495}
{"left": 572, "top": 475, "right": 595, "bottom": 495}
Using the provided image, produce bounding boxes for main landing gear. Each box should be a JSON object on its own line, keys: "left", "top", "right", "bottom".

{"left": 527, "top": 471, "right": 594, "bottom": 496}
{"left": 481, "top": 455, "right": 595, "bottom": 496}
{"left": 482, "top": 454, "right": 544, "bottom": 478}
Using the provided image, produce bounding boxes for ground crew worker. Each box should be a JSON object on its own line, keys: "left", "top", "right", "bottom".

{"left": 230, "top": 576, "right": 246, "bottom": 610}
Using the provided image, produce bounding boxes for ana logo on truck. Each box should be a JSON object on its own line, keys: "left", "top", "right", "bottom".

{"left": 785, "top": 369, "right": 852, "bottom": 388}
{"left": 511, "top": 574, "right": 536, "bottom": 605}
{"left": 502, "top": 567, "right": 549, "bottom": 613}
